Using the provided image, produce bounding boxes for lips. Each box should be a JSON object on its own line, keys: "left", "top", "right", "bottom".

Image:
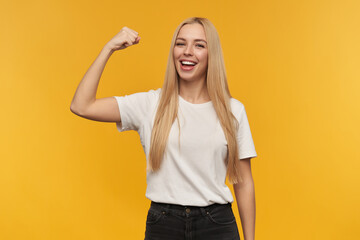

{"left": 180, "top": 59, "right": 197, "bottom": 65}
{"left": 180, "top": 63, "right": 196, "bottom": 71}
{"left": 178, "top": 59, "right": 198, "bottom": 72}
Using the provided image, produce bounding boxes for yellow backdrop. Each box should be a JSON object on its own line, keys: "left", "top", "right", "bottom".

{"left": 1, "top": 0, "right": 359, "bottom": 239}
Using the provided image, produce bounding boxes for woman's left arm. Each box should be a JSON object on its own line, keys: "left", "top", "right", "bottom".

{"left": 233, "top": 158, "right": 256, "bottom": 240}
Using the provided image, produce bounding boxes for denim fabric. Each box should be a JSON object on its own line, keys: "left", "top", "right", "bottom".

{"left": 144, "top": 201, "right": 240, "bottom": 240}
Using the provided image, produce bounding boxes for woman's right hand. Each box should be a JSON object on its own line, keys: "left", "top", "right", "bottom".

{"left": 106, "top": 26, "right": 141, "bottom": 51}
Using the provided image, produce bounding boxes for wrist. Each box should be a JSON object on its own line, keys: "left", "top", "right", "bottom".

{"left": 103, "top": 44, "right": 115, "bottom": 54}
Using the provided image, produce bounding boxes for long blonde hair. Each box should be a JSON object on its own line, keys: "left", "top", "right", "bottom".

{"left": 148, "top": 17, "right": 243, "bottom": 184}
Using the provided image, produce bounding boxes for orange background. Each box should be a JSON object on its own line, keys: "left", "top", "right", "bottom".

{"left": 1, "top": 0, "right": 359, "bottom": 239}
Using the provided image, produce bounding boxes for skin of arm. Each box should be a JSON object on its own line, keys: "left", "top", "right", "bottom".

{"left": 70, "top": 27, "right": 140, "bottom": 122}
{"left": 70, "top": 45, "right": 114, "bottom": 116}
{"left": 233, "top": 158, "right": 256, "bottom": 240}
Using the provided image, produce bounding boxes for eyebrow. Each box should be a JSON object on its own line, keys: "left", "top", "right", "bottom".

{"left": 176, "top": 37, "right": 207, "bottom": 44}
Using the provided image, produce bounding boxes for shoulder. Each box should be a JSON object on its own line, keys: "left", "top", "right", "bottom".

{"left": 114, "top": 88, "right": 162, "bottom": 111}
{"left": 147, "top": 87, "right": 161, "bottom": 95}
{"left": 230, "top": 97, "right": 245, "bottom": 116}
{"left": 134, "top": 87, "right": 161, "bottom": 96}
{"left": 153, "top": 87, "right": 162, "bottom": 97}
{"left": 149, "top": 88, "right": 162, "bottom": 103}
{"left": 144, "top": 87, "right": 162, "bottom": 99}
{"left": 121, "top": 87, "right": 161, "bottom": 100}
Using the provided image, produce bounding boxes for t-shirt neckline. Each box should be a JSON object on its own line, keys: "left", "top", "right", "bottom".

{"left": 179, "top": 95, "right": 213, "bottom": 108}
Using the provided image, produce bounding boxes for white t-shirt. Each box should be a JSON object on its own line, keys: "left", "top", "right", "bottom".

{"left": 113, "top": 88, "right": 257, "bottom": 206}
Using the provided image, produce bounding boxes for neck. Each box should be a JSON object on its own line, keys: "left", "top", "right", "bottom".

{"left": 178, "top": 77, "right": 210, "bottom": 104}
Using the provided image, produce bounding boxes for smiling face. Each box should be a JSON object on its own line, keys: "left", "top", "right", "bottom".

{"left": 173, "top": 23, "right": 208, "bottom": 83}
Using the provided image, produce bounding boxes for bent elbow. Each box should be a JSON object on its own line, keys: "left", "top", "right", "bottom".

{"left": 70, "top": 104, "right": 85, "bottom": 116}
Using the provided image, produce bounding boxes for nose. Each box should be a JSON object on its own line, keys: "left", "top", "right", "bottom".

{"left": 184, "top": 44, "right": 193, "bottom": 55}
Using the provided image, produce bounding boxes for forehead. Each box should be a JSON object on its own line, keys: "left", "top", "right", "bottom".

{"left": 177, "top": 23, "right": 206, "bottom": 40}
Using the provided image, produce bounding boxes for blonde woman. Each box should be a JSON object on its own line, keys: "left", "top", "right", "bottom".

{"left": 71, "top": 17, "right": 257, "bottom": 240}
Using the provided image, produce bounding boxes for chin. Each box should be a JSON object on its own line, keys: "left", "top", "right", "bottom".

{"left": 179, "top": 76, "right": 199, "bottom": 82}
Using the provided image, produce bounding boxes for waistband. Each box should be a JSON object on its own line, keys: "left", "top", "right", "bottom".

{"left": 150, "top": 201, "right": 232, "bottom": 217}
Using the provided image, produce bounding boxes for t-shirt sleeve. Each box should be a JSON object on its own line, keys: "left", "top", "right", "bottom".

{"left": 113, "top": 89, "right": 158, "bottom": 132}
{"left": 236, "top": 104, "right": 258, "bottom": 160}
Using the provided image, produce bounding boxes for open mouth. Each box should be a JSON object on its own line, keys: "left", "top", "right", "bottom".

{"left": 179, "top": 60, "right": 197, "bottom": 71}
{"left": 180, "top": 60, "right": 197, "bottom": 66}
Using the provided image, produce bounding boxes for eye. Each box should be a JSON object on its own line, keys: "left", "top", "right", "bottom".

{"left": 176, "top": 43, "right": 185, "bottom": 46}
{"left": 196, "top": 44, "right": 205, "bottom": 48}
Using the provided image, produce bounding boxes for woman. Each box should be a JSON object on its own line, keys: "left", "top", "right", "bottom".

{"left": 71, "top": 17, "right": 257, "bottom": 240}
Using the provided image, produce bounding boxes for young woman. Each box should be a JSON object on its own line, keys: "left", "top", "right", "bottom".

{"left": 71, "top": 17, "right": 257, "bottom": 240}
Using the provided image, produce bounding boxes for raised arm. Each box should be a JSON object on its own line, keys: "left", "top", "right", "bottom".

{"left": 70, "top": 27, "right": 140, "bottom": 123}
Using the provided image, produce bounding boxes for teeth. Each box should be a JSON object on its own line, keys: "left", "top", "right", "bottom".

{"left": 181, "top": 61, "right": 196, "bottom": 66}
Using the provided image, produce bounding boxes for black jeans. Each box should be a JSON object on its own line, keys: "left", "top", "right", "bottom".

{"left": 144, "top": 201, "right": 240, "bottom": 240}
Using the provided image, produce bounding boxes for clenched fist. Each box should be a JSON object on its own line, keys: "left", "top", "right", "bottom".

{"left": 106, "top": 26, "right": 140, "bottom": 51}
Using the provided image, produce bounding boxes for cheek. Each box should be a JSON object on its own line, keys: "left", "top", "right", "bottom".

{"left": 173, "top": 48, "right": 181, "bottom": 58}
{"left": 199, "top": 51, "right": 208, "bottom": 63}
{"left": 200, "top": 54, "right": 208, "bottom": 68}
